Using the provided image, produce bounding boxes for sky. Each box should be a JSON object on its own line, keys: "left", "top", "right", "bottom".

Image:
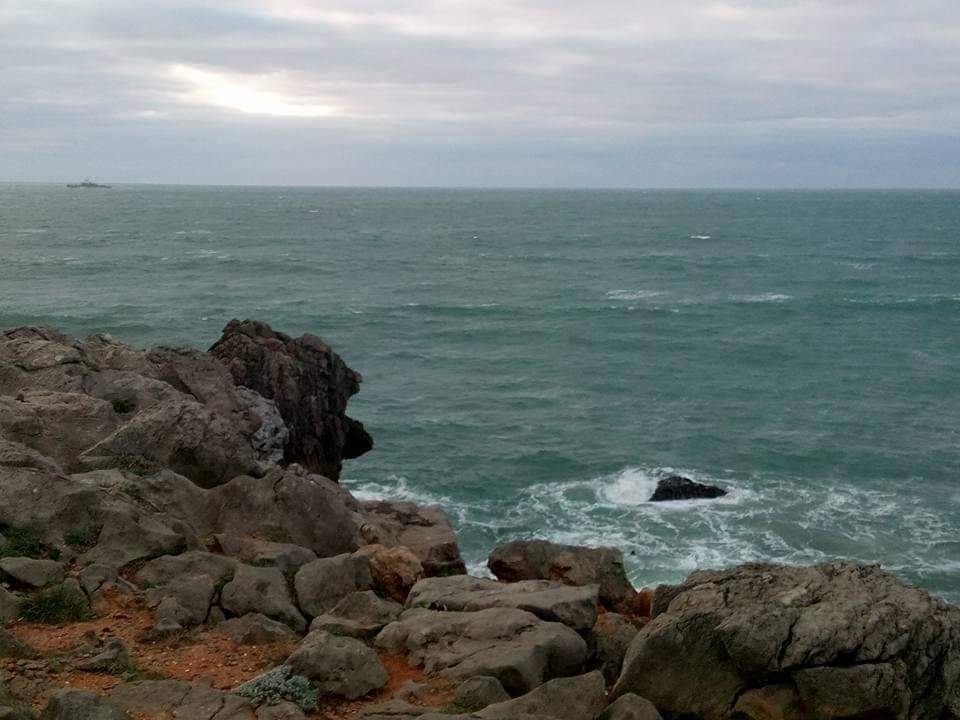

{"left": 2, "top": 0, "right": 959, "bottom": 188}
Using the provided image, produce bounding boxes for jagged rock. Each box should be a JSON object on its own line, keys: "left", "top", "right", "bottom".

{"left": 309, "top": 590, "right": 402, "bottom": 639}
{"left": 488, "top": 539, "right": 636, "bottom": 609}
{"left": 599, "top": 695, "right": 662, "bottom": 720}
{"left": 145, "top": 574, "right": 216, "bottom": 628}
{"left": 74, "top": 637, "right": 134, "bottom": 673}
{"left": 613, "top": 560, "right": 960, "bottom": 720}
{"left": 406, "top": 575, "right": 599, "bottom": 632}
{"left": 138, "top": 551, "right": 238, "bottom": 588}
{"left": 0, "top": 326, "right": 85, "bottom": 395}
{"left": 209, "top": 319, "right": 373, "bottom": 481}
{"left": 40, "top": 689, "right": 130, "bottom": 720}
{"left": 218, "top": 613, "right": 299, "bottom": 645}
{"left": 0, "top": 628, "right": 33, "bottom": 659}
{"left": 294, "top": 553, "right": 372, "bottom": 617}
{"left": 286, "top": 630, "right": 388, "bottom": 699}
{"left": 590, "top": 612, "right": 640, "bottom": 683}
{"left": 221, "top": 565, "right": 306, "bottom": 632}
{"left": 356, "top": 544, "right": 424, "bottom": 603}
{"left": 108, "top": 679, "right": 254, "bottom": 719}
{"left": 0, "top": 437, "right": 62, "bottom": 472}
{"left": 447, "top": 676, "right": 510, "bottom": 713}
{"left": 0, "top": 558, "right": 64, "bottom": 588}
{"left": 236, "top": 387, "right": 289, "bottom": 466}
{"left": 648, "top": 475, "right": 726, "bottom": 502}
{"left": 214, "top": 534, "right": 317, "bottom": 575}
{"left": 375, "top": 607, "right": 588, "bottom": 695}
{"left": 357, "top": 501, "right": 465, "bottom": 577}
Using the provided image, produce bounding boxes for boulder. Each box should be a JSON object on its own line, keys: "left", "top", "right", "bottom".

{"left": 209, "top": 319, "right": 373, "bottom": 480}
{"left": 357, "top": 501, "right": 465, "bottom": 577}
{"left": 0, "top": 628, "right": 34, "bottom": 659}
{"left": 294, "top": 553, "right": 371, "bottom": 618}
{"left": 590, "top": 612, "right": 640, "bottom": 683}
{"left": 108, "top": 679, "right": 254, "bottom": 719}
{"left": 648, "top": 475, "right": 726, "bottom": 502}
{"left": 40, "top": 689, "right": 130, "bottom": 720}
{"left": 74, "top": 637, "right": 135, "bottom": 674}
{"left": 407, "top": 575, "right": 599, "bottom": 632}
{"left": 256, "top": 702, "right": 307, "bottom": 720}
{"left": 138, "top": 551, "right": 238, "bottom": 588}
{"left": 613, "top": 560, "right": 960, "bottom": 720}
{"left": 374, "top": 607, "right": 588, "bottom": 695}
{"left": 145, "top": 573, "right": 216, "bottom": 628}
{"left": 0, "top": 437, "right": 62, "bottom": 473}
{"left": 218, "top": 613, "right": 300, "bottom": 645}
{"left": 310, "top": 591, "right": 402, "bottom": 640}
{"left": 447, "top": 676, "right": 510, "bottom": 713}
{"left": 0, "top": 557, "right": 65, "bottom": 588}
{"left": 599, "top": 695, "right": 662, "bottom": 720}
{"left": 356, "top": 544, "right": 424, "bottom": 603}
{"left": 214, "top": 534, "right": 317, "bottom": 575}
{"left": 221, "top": 565, "right": 306, "bottom": 632}
{"left": 471, "top": 671, "right": 606, "bottom": 720}
{"left": 286, "top": 630, "right": 388, "bottom": 699}
{"left": 488, "top": 539, "right": 635, "bottom": 609}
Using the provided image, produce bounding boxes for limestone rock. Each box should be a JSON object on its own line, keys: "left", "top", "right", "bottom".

{"left": 145, "top": 573, "right": 216, "bottom": 628}
{"left": 407, "top": 575, "right": 599, "bottom": 632}
{"left": 221, "top": 565, "right": 306, "bottom": 632}
{"left": 309, "top": 590, "right": 402, "bottom": 639}
{"left": 138, "top": 551, "right": 238, "bottom": 588}
{"left": 40, "top": 689, "right": 130, "bottom": 720}
{"left": 447, "top": 676, "right": 510, "bottom": 713}
{"left": 0, "top": 587, "right": 19, "bottom": 622}
{"left": 295, "top": 553, "right": 371, "bottom": 618}
{"left": 374, "top": 607, "right": 588, "bottom": 695}
{"left": 0, "top": 558, "right": 64, "bottom": 588}
{"left": 108, "top": 679, "right": 255, "bottom": 719}
{"left": 286, "top": 630, "right": 388, "bottom": 699}
{"left": 488, "top": 539, "right": 635, "bottom": 609}
{"left": 74, "top": 637, "right": 134, "bottom": 674}
{"left": 0, "top": 628, "right": 33, "bottom": 659}
{"left": 472, "top": 671, "right": 606, "bottom": 720}
{"left": 590, "top": 612, "right": 640, "bottom": 683}
{"left": 599, "top": 695, "right": 662, "bottom": 720}
{"left": 613, "top": 560, "right": 960, "bottom": 720}
{"left": 209, "top": 318, "right": 373, "bottom": 481}
{"left": 219, "top": 613, "right": 300, "bottom": 645}
{"left": 214, "top": 534, "right": 317, "bottom": 575}
{"left": 256, "top": 702, "right": 307, "bottom": 720}
{"left": 356, "top": 501, "right": 465, "bottom": 577}
{"left": 356, "top": 544, "right": 424, "bottom": 603}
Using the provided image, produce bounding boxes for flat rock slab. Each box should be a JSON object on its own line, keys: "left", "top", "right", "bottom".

{"left": 219, "top": 613, "right": 300, "bottom": 645}
{"left": 310, "top": 590, "right": 402, "bottom": 639}
{"left": 407, "top": 575, "right": 599, "bottom": 632}
{"left": 375, "top": 607, "right": 587, "bottom": 696}
{"left": 0, "top": 557, "right": 65, "bottom": 588}
{"left": 108, "top": 679, "right": 255, "bottom": 719}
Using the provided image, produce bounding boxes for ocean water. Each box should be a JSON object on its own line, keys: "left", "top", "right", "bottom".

{"left": 2, "top": 183, "right": 959, "bottom": 600}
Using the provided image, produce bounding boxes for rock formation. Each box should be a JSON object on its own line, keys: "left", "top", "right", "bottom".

{"left": 648, "top": 474, "right": 726, "bottom": 501}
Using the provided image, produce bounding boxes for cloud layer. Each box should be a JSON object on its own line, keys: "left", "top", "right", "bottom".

{"left": 3, "top": 0, "right": 959, "bottom": 186}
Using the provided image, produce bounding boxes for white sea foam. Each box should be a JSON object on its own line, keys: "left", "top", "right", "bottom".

{"left": 738, "top": 293, "right": 792, "bottom": 303}
{"left": 689, "top": 234, "right": 712, "bottom": 240}
{"left": 605, "top": 289, "right": 665, "bottom": 301}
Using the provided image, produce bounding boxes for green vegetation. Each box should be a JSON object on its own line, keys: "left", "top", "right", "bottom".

{"left": 64, "top": 524, "right": 101, "bottom": 549}
{"left": 233, "top": 665, "right": 319, "bottom": 711}
{"left": 110, "top": 397, "right": 136, "bottom": 414}
{"left": 18, "top": 585, "right": 92, "bottom": 624}
{"left": 0, "top": 524, "right": 60, "bottom": 560}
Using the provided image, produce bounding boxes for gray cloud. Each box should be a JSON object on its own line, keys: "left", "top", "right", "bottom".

{"left": 2, "top": 0, "right": 959, "bottom": 186}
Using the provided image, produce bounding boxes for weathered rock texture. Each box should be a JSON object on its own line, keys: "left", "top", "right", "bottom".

{"left": 648, "top": 475, "right": 726, "bottom": 502}
{"left": 614, "top": 560, "right": 960, "bottom": 720}
{"left": 209, "top": 319, "right": 373, "bottom": 481}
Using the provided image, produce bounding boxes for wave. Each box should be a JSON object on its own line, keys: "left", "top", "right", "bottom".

{"left": 689, "top": 234, "right": 712, "bottom": 240}
{"left": 605, "top": 289, "right": 665, "bottom": 301}
{"left": 736, "top": 293, "right": 793, "bottom": 304}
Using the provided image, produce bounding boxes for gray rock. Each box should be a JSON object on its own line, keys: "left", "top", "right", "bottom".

{"left": 355, "top": 544, "right": 424, "bottom": 603}
{"left": 214, "top": 534, "right": 317, "bottom": 575}
{"left": 488, "top": 539, "right": 636, "bottom": 609}
{"left": 375, "top": 607, "right": 588, "bottom": 695}
{"left": 357, "top": 500, "right": 465, "bottom": 577}
{"left": 407, "top": 575, "right": 599, "bottom": 632}
{"left": 138, "top": 551, "right": 238, "bottom": 587}
{"left": 219, "top": 613, "right": 299, "bottom": 644}
{"left": 0, "top": 586, "right": 18, "bottom": 622}
{"left": 236, "top": 386, "right": 289, "bottom": 466}
{"left": 78, "top": 563, "right": 118, "bottom": 597}
{"left": 146, "top": 574, "right": 216, "bottom": 628}
{"left": 221, "top": 565, "right": 306, "bottom": 632}
{"left": 295, "top": 553, "right": 371, "bottom": 617}
{"left": 590, "top": 612, "right": 640, "bottom": 683}
{"left": 359, "top": 700, "right": 434, "bottom": 719}
{"left": 108, "top": 679, "right": 255, "bottom": 719}
{"left": 286, "top": 630, "right": 388, "bottom": 699}
{"left": 447, "top": 676, "right": 510, "bottom": 713}
{"left": 256, "top": 702, "right": 307, "bottom": 720}
{"left": 209, "top": 318, "right": 373, "bottom": 481}
{"left": 0, "top": 628, "right": 34, "bottom": 659}
{"left": 599, "top": 694, "right": 662, "bottom": 720}
{"left": 474, "top": 671, "right": 606, "bottom": 720}
{"left": 40, "top": 689, "right": 130, "bottom": 720}
{"left": 0, "top": 557, "right": 65, "bottom": 588}
{"left": 74, "top": 637, "right": 135, "bottom": 674}
{"left": 613, "top": 560, "right": 960, "bottom": 720}
{"left": 0, "top": 437, "right": 62, "bottom": 473}
{"left": 309, "top": 590, "right": 402, "bottom": 639}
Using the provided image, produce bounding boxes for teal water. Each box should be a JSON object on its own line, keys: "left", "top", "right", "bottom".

{"left": 2, "top": 184, "right": 959, "bottom": 599}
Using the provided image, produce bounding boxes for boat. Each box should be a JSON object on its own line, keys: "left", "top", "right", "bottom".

{"left": 67, "top": 179, "right": 111, "bottom": 188}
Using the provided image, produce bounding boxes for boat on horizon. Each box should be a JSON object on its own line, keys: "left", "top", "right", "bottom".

{"left": 67, "top": 179, "right": 111, "bottom": 188}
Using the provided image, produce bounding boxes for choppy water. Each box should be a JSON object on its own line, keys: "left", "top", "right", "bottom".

{"left": 2, "top": 183, "right": 959, "bottom": 599}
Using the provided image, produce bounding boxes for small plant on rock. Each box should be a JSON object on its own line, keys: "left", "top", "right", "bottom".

{"left": 110, "top": 397, "right": 136, "bottom": 414}
{"left": 64, "top": 524, "right": 101, "bottom": 550}
{"left": 18, "top": 585, "right": 92, "bottom": 624}
{"left": 0, "top": 524, "right": 60, "bottom": 560}
{"left": 233, "top": 665, "right": 319, "bottom": 712}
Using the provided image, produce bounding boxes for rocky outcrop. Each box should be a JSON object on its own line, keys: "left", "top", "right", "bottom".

{"left": 357, "top": 501, "right": 466, "bottom": 577}
{"left": 589, "top": 612, "right": 640, "bottom": 683}
{"left": 407, "top": 575, "right": 599, "bottom": 632}
{"left": 286, "top": 631, "right": 388, "bottom": 699}
{"left": 375, "top": 607, "right": 588, "bottom": 695}
{"left": 309, "top": 591, "right": 403, "bottom": 640}
{"left": 209, "top": 319, "right": 373, "bottom": 481}
{"left": 614, "top": 560, "right": 960, "bottom": 720}
{"left": 648, "top": 475, "right": 726, "bottom": 501}
{"left": 488, "top": 539, "right": 635, "bottom": 609}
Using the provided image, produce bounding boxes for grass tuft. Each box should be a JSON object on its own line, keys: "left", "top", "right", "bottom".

{"left": 18, "top": 585, "right": 92, "bottom": 624}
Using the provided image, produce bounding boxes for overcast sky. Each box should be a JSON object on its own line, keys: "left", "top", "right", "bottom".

{"left": 3, "top": 0, "right": 959, "bottom": 187}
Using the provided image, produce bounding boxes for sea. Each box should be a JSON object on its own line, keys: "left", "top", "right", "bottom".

{"left": 2, "top": 184, "right": 958, "bottom": 600}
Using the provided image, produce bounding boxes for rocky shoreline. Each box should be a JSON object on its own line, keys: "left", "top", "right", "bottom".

{"left": 0, "top": 320, "right": 958, "bottom": 720}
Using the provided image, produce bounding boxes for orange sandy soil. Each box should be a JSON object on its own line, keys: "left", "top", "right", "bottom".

{"left": 5, "top": 588, "right": 453, "bottom": 718}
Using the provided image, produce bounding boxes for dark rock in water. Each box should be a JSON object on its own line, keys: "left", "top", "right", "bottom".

{"left": 209, "top": 319, "right": 372, "bottom": 482}
{"left": 649, "top": 475, "right": 726, "bottom": 502}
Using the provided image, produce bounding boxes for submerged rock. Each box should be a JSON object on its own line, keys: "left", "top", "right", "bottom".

{"left": 614, "top": 560, "right": 960, "bottom": 720}
{"left": 648, "top": 475, "right": 726, "bottom": 501}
